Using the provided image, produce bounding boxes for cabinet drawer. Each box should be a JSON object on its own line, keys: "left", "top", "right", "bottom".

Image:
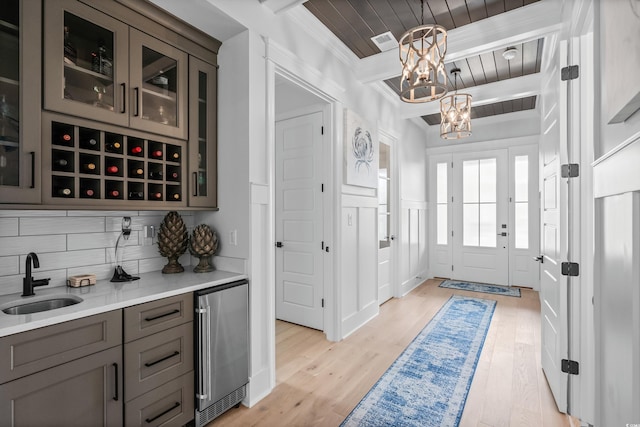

{"left": 125, "top": 322, "right": 193, "bottom": 401}
{"left": 124, "top": 293, "right": 193, "bottom": 342}
{"left": 0, "top": 310, "right": 122, "bottom": 384}
{"left": 125, "top": 371, "right": 194, "bottom": 427}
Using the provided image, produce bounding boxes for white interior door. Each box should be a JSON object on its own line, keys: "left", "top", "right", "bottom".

{"left": 275, "top": 111, "right": 324, "bottom": 330}
{"left": 378, "top": 140, "right": 393, "bottom": 305}
{"left": 539, "top": 39, "right": 569, "bottom": 412}
{"left": 452, "top": 150, "right": 509, "bottom": 286}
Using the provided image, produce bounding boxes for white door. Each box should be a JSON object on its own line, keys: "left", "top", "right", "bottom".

{"left": 275, "top": 111, "right": 324, "bottom": 330}
{"left": 452, "top": 150, "right": 509, "bottom": 285}
{"left": 508, "top": 145, "right": 541, "bottom": 288}
{"left": 539, "top": 40, "right": 569, "bottom": 411}
{"left": 378, "top": 140, "right": 393, "bottom": 304}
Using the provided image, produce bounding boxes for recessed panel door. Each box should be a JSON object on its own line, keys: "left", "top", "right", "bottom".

{"left": 275, "top": 111, "right": 323, "bottom": 330}
{"left": 452, "top": 150, "right": 509, "bottom": 285}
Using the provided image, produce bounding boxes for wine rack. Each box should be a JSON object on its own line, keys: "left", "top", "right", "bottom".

{"left": 43, "top": 112, "right": 185, "bottom": 207}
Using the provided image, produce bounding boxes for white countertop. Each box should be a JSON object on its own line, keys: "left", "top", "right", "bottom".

{"left": 0, "top": 269, "right": 247, "bottom": 338}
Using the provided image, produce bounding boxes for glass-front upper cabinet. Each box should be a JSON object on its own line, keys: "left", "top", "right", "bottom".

{"left": 44, "top": 0, "right": 187, "bottom": 140}
{"left": 0, "top": 0, "right": 41, "bottom": 203}
{"left": 44, "top": 0, "right": 129, "bottom": 128}
{"left": 188, "top": 57, "right": 217, "bottom": 208}
{"left": 129, "top": 29, "right": 187, "bottom": 140}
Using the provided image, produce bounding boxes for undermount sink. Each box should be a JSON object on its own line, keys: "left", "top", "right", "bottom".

{"left": 1, "top": 295, "right": 83, "bottom": 315}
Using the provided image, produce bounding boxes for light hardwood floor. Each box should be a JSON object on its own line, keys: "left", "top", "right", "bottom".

{"left": 211, "top": 278, "right": 574, "bottom": 427}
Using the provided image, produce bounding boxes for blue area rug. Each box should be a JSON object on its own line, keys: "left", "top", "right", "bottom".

{"left": 341, "top": 295, "right": 496, "bottom": 427}
{"left": 439, "top": 280, "right": 521, "bottom": 297}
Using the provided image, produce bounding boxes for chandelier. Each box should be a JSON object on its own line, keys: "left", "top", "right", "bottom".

{"left": 399, "top": 0, "right": 448, "bottom": 103}
{"left": 440, "top": 68, "right": 472, "bottom": 139}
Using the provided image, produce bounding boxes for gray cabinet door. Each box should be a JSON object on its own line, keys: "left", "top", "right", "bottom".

{"left": 0, "top": 346, "right": 123, "bottom": 427}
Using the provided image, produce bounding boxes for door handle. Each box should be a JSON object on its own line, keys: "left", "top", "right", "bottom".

{"left": 390, "top": 235, "right": 396, "bottom": 240}
{"left": 275, "top": 242, "right": 283, "bottom": 248}
{"left": 533, "top": 255, "right": 544, "bottom": 263}
{"left": 497, "top": 232, "right": 507, "bottom": 236}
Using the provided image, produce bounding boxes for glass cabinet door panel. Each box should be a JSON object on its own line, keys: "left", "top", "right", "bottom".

{"left": 188, "top": 56, "right": 217, "bottom": 208}
{"left": 0, "top": 0, "right": 40, "bottom": 203}
{"left": 44, "top": 0, "right": 129, "bottom": 128}
{"left": 130, "top": 29, "right": 187, "bottom": 140}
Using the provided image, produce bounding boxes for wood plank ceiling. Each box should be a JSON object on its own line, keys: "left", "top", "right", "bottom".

{"left": 303, "top": 0, "right": 543, "bottom": 123}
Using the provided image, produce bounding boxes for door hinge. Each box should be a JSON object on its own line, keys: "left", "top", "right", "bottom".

{"left": 321, "top": 126, "right": 324, "bottom": 135}
{"left": 561, "top": 163, "right": 579, "bottom": 178}
{"left": 321, "top": 241, "right": 324, "bottom": 250}
{"left": 321, "top": 183, "right": 324, "bottom": 192}
{"left": 321, "top": 298, "right": 324, "bottom": 308}
{"left": 561, "top": 262, "right": 580, "bottom": 276}
{"left": 451, "top": 230, "right": 454, "bottom": 237}
{"left": 451, "top": 265, "right": 454, "bottom": 271}
{"left": 561, "top": 359, "right": 579, "bottom": 375}
{"left": 561, "top": 65, "right": 579, "bottom": 81}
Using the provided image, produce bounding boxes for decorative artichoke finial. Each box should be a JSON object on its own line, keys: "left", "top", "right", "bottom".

{"left": 157, "top": 211, "right": 188, "bottom": 273}
{"left": 189, "top": 224, "right": 218, "bottom": 273}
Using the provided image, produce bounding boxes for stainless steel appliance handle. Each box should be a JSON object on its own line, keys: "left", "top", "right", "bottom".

{"left": 196, "top": 306, "right": 208, "bottom": 400}
{"left": 205, "top": 304, "right": 212, "bottom": 402}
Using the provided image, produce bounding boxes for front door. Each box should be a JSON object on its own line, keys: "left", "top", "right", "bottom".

{"left": 275, "top": 111, "right": 324, "bottom": 330}
{"left": 452, "top": 150, "right": 509, "bottom": 285}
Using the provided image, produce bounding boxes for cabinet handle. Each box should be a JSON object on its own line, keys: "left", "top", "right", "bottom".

{"left": 120, "top": 83, "right": 126, "bottom": 113}
{"left": 29, "top": 151, "right": 35, "bottom": 188}
{"left": 145, "top": 402, "right": 180, "bottom": 423}
{"left": 112, "top": 363, "right": 119, "bottom": 401}
{"left": 144, "top": 309, "right": 180, "bottom": 322}
{"left": 144, "top": 351, "right": 180, "bottom": 367}
{"left": 192, "top": 172, "right": 198, "bottom": 196}
{"left": 134, "top": 87, "right": 140, "bottom": 116}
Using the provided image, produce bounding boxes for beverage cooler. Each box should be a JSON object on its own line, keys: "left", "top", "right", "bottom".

{"left": 194, "top": 279, "right": 249, "bottom": 427}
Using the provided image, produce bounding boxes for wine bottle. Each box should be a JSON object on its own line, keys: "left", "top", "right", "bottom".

{"left": 82, "top": 162, "right": 97, "bottom": 172}
{"left": 56, "top": 187, "right": 72, "bottom": 197}
{"left": 170, "top": 171, "right": 179, "bottom": 179}
{"left": 150, "top": 192, "right": 162, "bottom": 199}
{"left": 83, "top": 188, "right": 95, "bottom": 197}
{"left": 105, "top": 141, "right": 122, "bottom": 152}
{"left": 86, "top": 138, "right": 98, "bottom": 147}
{"left": 150, "top": 149, "right": 163, "bottom": 159}
{"left": 130, "top": 167, "right": 144, "bottom": 177}
{"left": 107, "top": 189, "right": 120, "bottom": 198}
{"left": 106, "top": 165, "right": 119, "bottom": 174}
{"left": 54, "top": 158, "right": 69, "bottom": 167}
{"left": 60, "top": 133, "right": 72, "bottom": 144}
{"left": 148, "top": 170, "right": 163, "bottom": 179}
{"left": 130, "top": 146, "right": 143, "bottom": 155}
{"left": 171, "top": 192, "right": 180, "bottom": 200}
{"left": 171, "top": 152, "right": 180, "bottom": 161}
{"left": 128, "top": 191, "right": 144, "bottom": 200}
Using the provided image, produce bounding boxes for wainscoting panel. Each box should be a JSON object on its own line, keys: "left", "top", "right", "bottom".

{"left": 400, "top": 200, "right": 428, "bottom": 296}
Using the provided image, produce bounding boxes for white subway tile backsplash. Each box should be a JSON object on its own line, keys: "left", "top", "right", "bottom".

{"left": 0, "top": 210, "right": 195, "bottom": 296}
{"left": 67, "top": 231, "right": 138, "bottom": 251}
{"left": 0, "top": 218, "right": 18, "bottom": 236}
{"left": 0, "top": 256, "right": 19, "bottom": 275}
{"left": 20, "top": 217, "right": 105, "bottom": 235}
{"left": 0, "top": 235, "right": 67, "bottom": 257}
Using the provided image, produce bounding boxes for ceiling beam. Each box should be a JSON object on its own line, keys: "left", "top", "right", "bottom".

{"left": 398, "top": 73, "right": 542, "bottom": 119}
{"left": 259, "top": 0, "right": 306, "bottom": 14}
{"left": 356, "top": 0, "right": 562, "bottom": 84}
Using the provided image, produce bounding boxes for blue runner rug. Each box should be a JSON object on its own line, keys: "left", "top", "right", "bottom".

{"left": 439, "top": 279, "right": 521, "bottom": 297}
{"left": 341, "top": 295, "right": 496, "bottom": 427}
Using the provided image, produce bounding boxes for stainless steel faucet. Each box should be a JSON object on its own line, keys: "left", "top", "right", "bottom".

{"left": 22, "top": 252, "right": 50, "bottom": 297}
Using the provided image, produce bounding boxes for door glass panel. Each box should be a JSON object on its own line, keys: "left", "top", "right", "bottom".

{"left": 197, "top": 70, "right": 207, "bottom": 196}
{"left": 463, "top": 204, "right": 479, "bottom": 246}
{"left": 515, "top": 155, "right": 529, "bottom": 249}
{"left": 63, "top": 12, "right": 115, "bottom": 112}
{"left": 141, "top": 46, "right": 177, "bottom": 127}
{"left": 0, "top": 0, "right": 20, "bottom": 186}
{"left": 463, "top": 157, "right": 497, "bottom": 247}
{"left": 378, "top": 143, "right": 390, "bottom": 249}
{"left": 436, "top": 162, "right": 448, "bottom": 244}
{"left": 463, "top": 160, "right": 479, "bottom": 203}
